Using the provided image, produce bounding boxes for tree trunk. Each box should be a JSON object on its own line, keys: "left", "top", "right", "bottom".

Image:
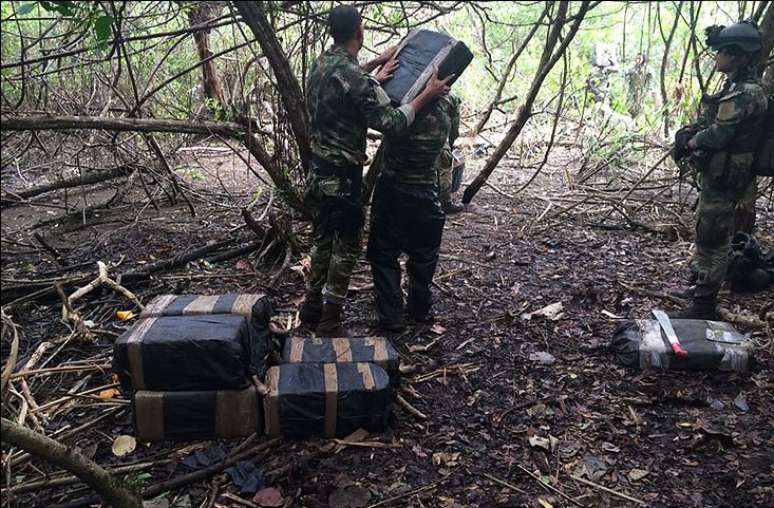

{"left": 1, "top": 418, "right": 141, "bottom": 508}
{"left": 232, "top": 1, "right": 310, "bottom": 171}
{"left": 462, "top": 1, "right": 592, "bottom": 205}
{"left": 187, "top": 2, "right": 226, "bottom": 113}
{"left": 759, "top": 3, "right": 774, "bottom": 92}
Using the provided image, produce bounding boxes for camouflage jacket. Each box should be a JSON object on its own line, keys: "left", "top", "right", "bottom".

{"left": 306, "top": 45, "right": 415, "bottom": 168}
{"left": 383, "top": 93, "right": 460, "bottom": 186}
{"left": 687, "top": 71, "right": 767, "bottom": 191}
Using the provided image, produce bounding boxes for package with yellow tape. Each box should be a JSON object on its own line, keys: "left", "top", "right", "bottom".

{"left": 263, "top": 362, "right": 393, "bottom": 438}
{"left": 134, "top": 385, "right": 260, "bottom": 442}
{"left": 281, "top": 336, "right": 400, "bottom": 387}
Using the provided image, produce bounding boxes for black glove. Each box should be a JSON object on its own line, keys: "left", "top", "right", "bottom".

{"left": 673, "top": 127, "right": 695, "bottom": 162}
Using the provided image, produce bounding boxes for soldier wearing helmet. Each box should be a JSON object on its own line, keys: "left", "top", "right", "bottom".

{"left": 671, "top": 20, "right": 768, "bottom": 320}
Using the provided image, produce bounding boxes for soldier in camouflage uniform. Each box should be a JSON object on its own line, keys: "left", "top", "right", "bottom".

{"left": 671, "top": 21, "right": 767, "bottom": 320}
{"left": 367, "top": 93, "right": 461, "bottom": 331}
{"left": 301, "top": 5, "right": 451, "bottom": 336}
{"left": 434, "top": 93, "right": 465, "bottom": 214}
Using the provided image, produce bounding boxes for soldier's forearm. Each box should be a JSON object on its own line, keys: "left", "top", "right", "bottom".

{"left": 693, "top": 124, "right": 736, "bottom": 150}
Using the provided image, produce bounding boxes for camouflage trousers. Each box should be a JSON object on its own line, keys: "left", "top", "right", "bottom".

{"left": 305, "top": 167, "right": 364, "bottom": 304}
{"left": 435, "top": 146, "right": 454, "bottom": 204}
{"left": 691, "top": 176, "right": 757, "bottom": 299}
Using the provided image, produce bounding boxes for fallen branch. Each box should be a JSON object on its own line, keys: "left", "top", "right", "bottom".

{"left": 569, "top": 473, "right": 646, "bottom": 506}
{"left": 1, "top": 418, "right": 141, "bottom": 508}
{"left": 1, "top": 308, "right": 20, "bottom": 400}
{"left": 396, "top": 394, "right": 428, "bottom": 421}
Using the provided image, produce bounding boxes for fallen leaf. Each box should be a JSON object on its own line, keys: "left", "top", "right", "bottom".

{"left": 112, "top": 435, "right": 136, "bottom": 457}
{"left": 98, "top": 388, "right": 120, "bottom": 399}
{"left": 529, "top": 436, "right": 550, "bottom": 451}
{"left": 529, "top": 351, "right": 556, "bottom": 365}
{"left": 538, "top": 498, "right": 554, "bottom": 508}
{"left": 734, "top": 393, "right": 749, "bottom": 412}
{"left": 116, "top": 310, "right": 136, "bottom": 321}
{"left": 628, "top": 469, "right": 649, "bottom": 482}
{"left": 143, "top": 499, "right": 169, "bottom": 508}
{"left": 235, "top": 259, "right": 252, "bottom": 271}
{"left": 253, "top": 487, "right": 283, "bottom": 507}
{"left": 432, "top": 451, "right": 461, "bottom": 467}
{"left": 329, "top": 485, "right": 372, "bottom": 508}
{"left": 522, "top": 302, "right": 564, "bottom": 321}
{"left": 430, "top": 323, "right": 447, "bottom": 335}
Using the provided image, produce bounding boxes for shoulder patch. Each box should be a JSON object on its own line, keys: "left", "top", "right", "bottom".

{"left": 716, "top": 99, "right": 738, "bottom": 122}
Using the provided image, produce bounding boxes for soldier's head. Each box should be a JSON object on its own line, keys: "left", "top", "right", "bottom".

{"left": 329, "top": 5, "right": 364, "bottom": 51}
{"left": 705, "top": 21, "right": 762, "bottom": 74}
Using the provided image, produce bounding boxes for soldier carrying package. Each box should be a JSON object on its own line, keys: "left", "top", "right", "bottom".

{"left": 670, "top": 20, "right": 768, "bottom": 320}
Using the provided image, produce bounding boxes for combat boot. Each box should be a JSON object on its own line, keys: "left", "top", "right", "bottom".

{"left": 299, "top": 291, "right": 323, "bottom": 326}
{"left": 443, "top": 201, "right": 465, "bottom": 215}
{"left": 315, "top": 302, "right": 349, "bottom": 337}
{"left": 671, "top": 296, "right": 718, "bottom": 321}
{"left": 668, "top": 286, "right": 695, "bottom": 300}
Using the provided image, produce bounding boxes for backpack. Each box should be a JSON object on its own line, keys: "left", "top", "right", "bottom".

{"left": 754, "top": 95, "right": 774, "bottom": 177}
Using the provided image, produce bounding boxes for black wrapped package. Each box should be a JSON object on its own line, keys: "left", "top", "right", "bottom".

{"left": 382, "top": 29, "right": 473, "bottom": 105}
{"left": 263, "top": 363, "right": 393, "bottom": 438}
{"left": 114, "top": 314, "right": 264, "bottom": 391}
{"left": 611, "top": 319, "right": 753, "bottom": 373}
{"left": 281, "top": 336, "right": 401, "bottom": 386}
{"left": 134, "top": 386, "right": 261, "bottom": 442}
{"left": 140, "top": 293, "right": 273, "bottom": 331}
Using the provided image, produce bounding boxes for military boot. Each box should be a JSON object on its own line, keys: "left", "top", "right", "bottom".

{"left": 299, "top": 291, "right": 323, "bottom": 326}
{"left": 442, "top": 201, "right": 465, "bottom": 215}
{"left": 671, "top": 296, "right": 719, "bottom": 321}
{"left": 315, "top": 302, "right": 349, "bottom": 337}
{"left": 668, "top": 286, "right": 695, "bottom": 300}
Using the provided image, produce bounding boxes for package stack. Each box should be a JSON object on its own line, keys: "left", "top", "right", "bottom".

{"left": 113, "top": 294, "right": 272, "bottom": 442}
{"left": 262, "top": 336, "right": 400, "bottom": 438}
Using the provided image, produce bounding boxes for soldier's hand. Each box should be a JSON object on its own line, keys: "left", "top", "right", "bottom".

{"left": 376, "top": 57, "right": 399, "bottom": 83}
{"left": 424, "top": 69, "right": 453, "bottom": 98}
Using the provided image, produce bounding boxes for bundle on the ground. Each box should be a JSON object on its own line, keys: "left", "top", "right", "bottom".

{"left": 611, "top": 319, "right": 753, "bottom": 372}
{"left": 263, "top": 362, "right": 393, "bottom": 438}
{"left": 134, "top": 386, "right": 261, "bottom": 442}
{"left": 382, "top": 29, "right": 473, "bottom": 105}
{"left": 113, "top": 314, "right": 264, "bottom": 391}
{"left": 281, "top": 336, "right": 401, "bottom": 386}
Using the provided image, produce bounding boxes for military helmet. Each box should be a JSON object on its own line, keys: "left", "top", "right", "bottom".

{"left": 705, "top": 20, "right": 762, "bottom": 53}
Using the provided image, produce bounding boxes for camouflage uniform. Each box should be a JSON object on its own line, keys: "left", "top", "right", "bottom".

{"left": 305, "top": 45, "right": 415, "bottom": 305}
{"left": 682, "top": 70, "right": 767, "bottom": 302}
{"left": 434, "top": 94, "right": 461, "bottom": 204}
{"left": 367, "top": 94, "right": 459, "bottom": 325}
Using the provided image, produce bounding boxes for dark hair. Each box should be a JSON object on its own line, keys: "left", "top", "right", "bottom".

{"left": 328, "top": 5, "right": 361, "bottom": 44}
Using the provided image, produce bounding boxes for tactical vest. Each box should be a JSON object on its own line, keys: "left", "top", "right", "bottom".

{"left": 696, "top": 78, "right": 766, "bottom": 186}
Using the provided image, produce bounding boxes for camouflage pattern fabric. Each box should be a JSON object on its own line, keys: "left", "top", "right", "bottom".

{"left": 682, "top": 71, "right": 766, "bottom": 299}
{"left": 304, "top": 45, "right": 416, "bottom": 304}
{"left": 433, "top": 94, "right": 461, "bottom": 203}
{"left": 306, "top": 45, "right": 415, "bottom": 167}
{"left": 382, "top": 94, "right": 460, "bottom": 186}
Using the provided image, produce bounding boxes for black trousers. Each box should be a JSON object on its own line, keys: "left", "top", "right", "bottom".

{"left": 366, "top": 178, "right": 445, "bottom": 324}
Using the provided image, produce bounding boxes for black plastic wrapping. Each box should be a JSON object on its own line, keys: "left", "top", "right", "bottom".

{"left": 281, "top": 336, "right": 401, "bottom": 387}
{"left": 263, "top": 363, "right": 393, "bottom": 438}
{"left": 611, "top": 319, "right": 752, "bottom": 372}
{"left": 134, "top": 386, "right": 261, "bottom": 442}
{"left": 382, "top": 29, "right": 473, "bottom": 105}
{"left": 140, "top": 293, "right": 273, "bottom": 346}
{"left": 114, "top": 314, "right": 265, "bottom": 391}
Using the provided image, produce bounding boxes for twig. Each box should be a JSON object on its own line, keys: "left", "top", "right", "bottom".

{"left": 517, "top": 465, "right": 585, "bottom": 507}
{"left": 365, "top": 468, "right": 459, "bottom": 508}
{"left": 482, "top": 472, "right": 528, "bottom": 495}
{"left": 396, "top": 394, "right": 427, "bottom": 421}
{"left": 569, "top": 473, "right": 647, "bottom": 506}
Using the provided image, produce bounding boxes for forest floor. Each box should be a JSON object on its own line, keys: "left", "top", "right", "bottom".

{"left": 1, "top": 142, "right": 773, "bottom": 508}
